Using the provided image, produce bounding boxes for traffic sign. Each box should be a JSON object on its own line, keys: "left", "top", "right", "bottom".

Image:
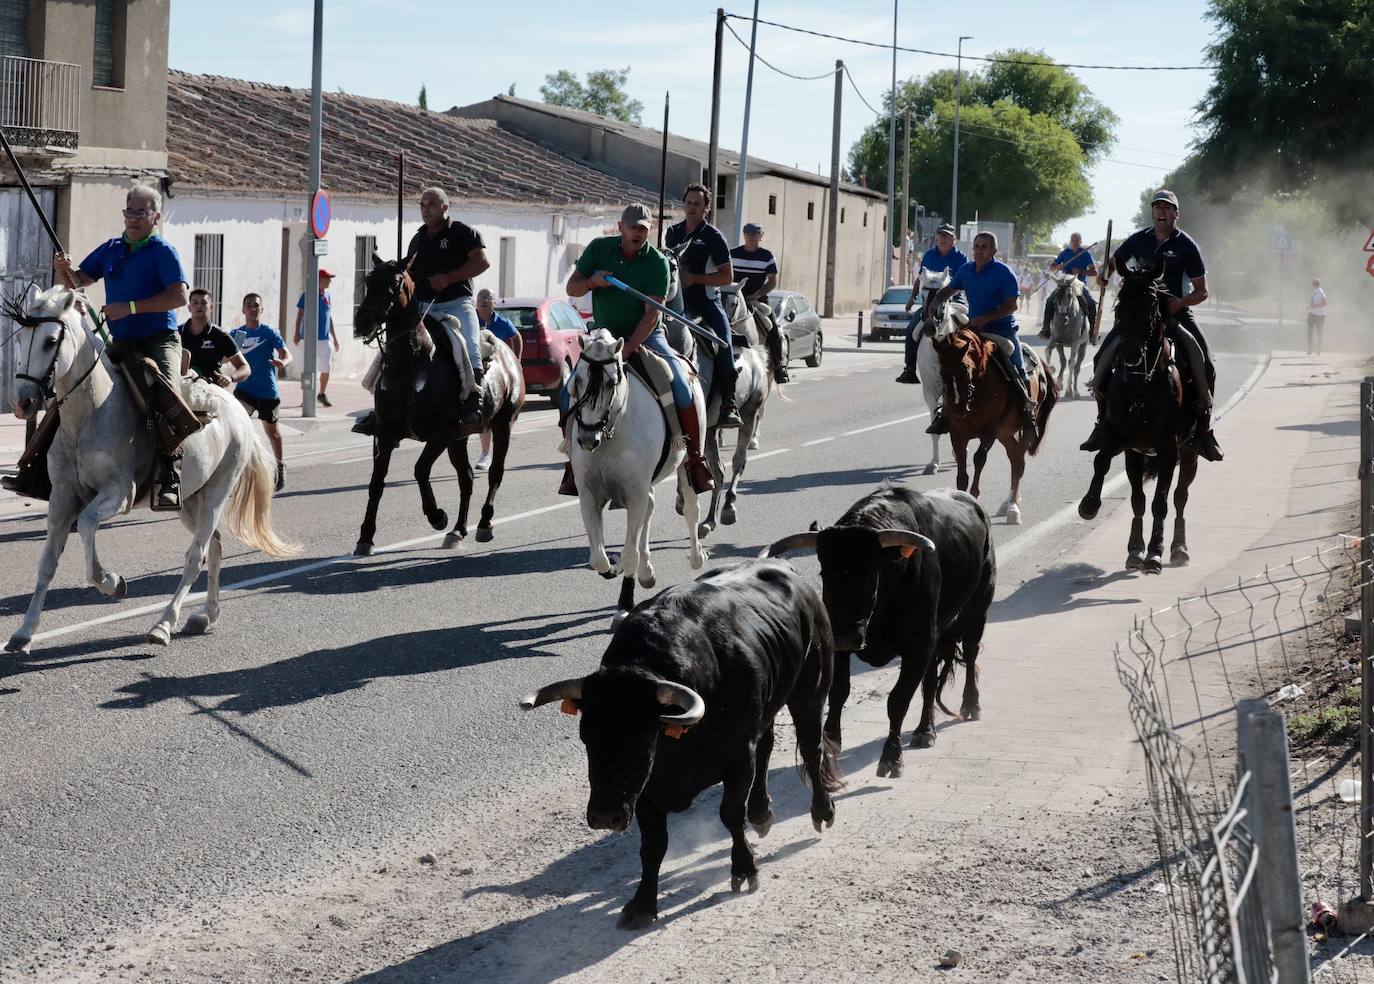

{"left": 1364, "top": 229, "right": 1374, "bottom": 253}
{"left": 1367, "top": 254, "right": 1374, "bottom": 280}
{"left": 310, "top": 189, "right": 331, "bottom": 238}
{"left": 1272, "top": 228, "right": 1293, "bottom": 254}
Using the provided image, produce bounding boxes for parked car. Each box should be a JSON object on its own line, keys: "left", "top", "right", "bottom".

{"left": 768, "top": 290, "right": 823, "bottom": 368}
{"left": 869, "top": 285, "right": 913, "bottom": 341}
{"left": 495, "top": 296, "right": 586, "bottom": 399}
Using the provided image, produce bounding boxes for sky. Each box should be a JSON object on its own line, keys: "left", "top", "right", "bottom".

{"left": 169, "top": 0, "right": 1219, "bottom": 248}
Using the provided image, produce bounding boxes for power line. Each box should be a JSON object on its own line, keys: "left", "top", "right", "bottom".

{"left": 723, "top": 17, "right": 834, "bottom": 81}
{"left": 723, "top": 12, "right": 1213, "bottom": 71}
{"left": 842, "top": 63, "right": 882, "bottom": 116}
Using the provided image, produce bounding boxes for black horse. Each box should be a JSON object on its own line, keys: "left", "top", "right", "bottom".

{"left": 1077, "top": 263, "right": 1200, "bottom": 573}
{"left": 351, "top": 254, "right": 524, "bottom": 556}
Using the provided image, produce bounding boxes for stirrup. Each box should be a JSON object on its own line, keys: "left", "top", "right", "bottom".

{"left": 719, "top": 403, "right": 742, "bottom": 429}
{"left": 152, "top": 482, "right": 181, "bottom": 512}
{"left": 925, "top": 410, "right": 950, "bottom": 435}
{"left": 687, "top": 458, "right": 716, "bottom": 494}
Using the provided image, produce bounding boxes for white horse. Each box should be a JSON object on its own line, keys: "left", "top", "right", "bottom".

{"left": 1045, "top": 271, "right": 1089, "bottom": 399}
{"left": 566, "top": 328, "right": 707, "bottom": 627}
{"left": 5, "top": 286, "right": 297, "bottom": 654}
{"left": 913, "top": 268, "right": 953, "bottom": 475}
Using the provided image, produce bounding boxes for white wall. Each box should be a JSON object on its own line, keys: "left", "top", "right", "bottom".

{"left": 163, "top": 196, "right": 621, "bottom": 379}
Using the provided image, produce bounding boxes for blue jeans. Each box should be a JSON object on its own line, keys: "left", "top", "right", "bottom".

{"left": 980, "top": 322, "right": 1029, "bottom": 385}
{"left": 686, "top": 296, "right": 735, "bottom": 384}
{"left": 427, "top": 296, "right": 481, "bottom": 371}
{"left": 559, "top": 327, "right": 691, "bottom": 414}
{"left": 904, "top": 314, "right": 922, "bottom": 366}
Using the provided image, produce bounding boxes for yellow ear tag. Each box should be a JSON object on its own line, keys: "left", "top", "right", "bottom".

{"left": 560, "top": 699, "right": 579, "bottom": 716}
{"left": 662, "top": 724, "right": 688, "bottom": 739}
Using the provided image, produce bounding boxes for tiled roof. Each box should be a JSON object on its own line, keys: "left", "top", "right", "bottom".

{"left": 166, "top": 71, "right": 661, "bottom": 207}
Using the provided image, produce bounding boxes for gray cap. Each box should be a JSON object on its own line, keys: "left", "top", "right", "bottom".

{"left": 1151, "top": 189, "right": 1179, "bottom": 208}
{"left": 936, "top": 223, "right": 956, "bottom": 236}
{"left": 620, "top": 203, "right": 653, "bottom": 228}
{"left": 742, "top": 222, "right": 763, "bottom": 235}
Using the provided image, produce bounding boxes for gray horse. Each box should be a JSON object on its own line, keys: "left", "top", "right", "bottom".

{"left": 1045, "top": 272, "right": 1089, "bottom": 400}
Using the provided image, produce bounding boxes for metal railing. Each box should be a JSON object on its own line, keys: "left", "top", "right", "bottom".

{"left": 0, "top": 56, "right": 81, "bottom": 152}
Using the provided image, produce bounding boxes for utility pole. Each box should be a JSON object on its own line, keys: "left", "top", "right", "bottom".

{"left": 658, "top": 92, "right": 669, "bottom": 248}
{"left": 732, "top": 0, "right": 760, "bottom": 243}
{"left": 708, "top": 8, "right": 724, "bottom": 211}
{"left": 884, "top": 0, "right": 898, "bottom": 287}
{"left": 899, "top": 107, "right": 910, "bottom": 283}
{"left": 824, "top": 59, "right": 843, "bottom": 318}
{"left": 303, "top": 0, "right": 323, "bottom": 418}
{"left": 951, "top": 35, "right": 971, "bottom": 235}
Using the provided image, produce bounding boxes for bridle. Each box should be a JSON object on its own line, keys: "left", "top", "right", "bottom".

{"left": 10, "top": 305, "right": 98, "bottom": 409}
{"left": 355, "top": 255, "right": 419, "bottom": 347}
{"left": 569, "top": 350, "right": 626, "bottom": 441}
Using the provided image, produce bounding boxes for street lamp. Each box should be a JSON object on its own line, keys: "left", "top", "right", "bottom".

{"left": 950, "top": 35, "right": 972, "bottom": 237}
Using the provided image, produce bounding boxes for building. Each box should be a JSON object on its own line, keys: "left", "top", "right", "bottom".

{"left": 160, "top": 72, "right": 664, "bottom": 380}
{"left": 449, "top": 95, "right": 889, "bottom": 314}
{"left": 0, "top": 0, "right": 170, "bottom": 405}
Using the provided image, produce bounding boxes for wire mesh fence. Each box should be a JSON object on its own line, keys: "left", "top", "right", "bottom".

{"left": 1116, "top": 531, "right": 1372, "bottom": 983}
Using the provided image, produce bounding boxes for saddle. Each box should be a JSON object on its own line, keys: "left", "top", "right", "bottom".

{"left": 106, "top": 349, "right": 204, "bottom": 456}
{"left": 626, "top": 348, "right": 684, "bottom": 441}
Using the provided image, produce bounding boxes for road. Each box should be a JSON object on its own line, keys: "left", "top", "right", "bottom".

{"left": 0, "top": 337, "right": 1269, "bottom": 982}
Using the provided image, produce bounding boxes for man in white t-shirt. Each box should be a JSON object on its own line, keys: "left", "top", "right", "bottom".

{"left": 1306, "top": 278, "right": 1327, "bottom": 355}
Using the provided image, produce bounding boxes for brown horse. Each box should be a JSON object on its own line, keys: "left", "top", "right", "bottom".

{"left": 930, "top": 298, "right": 1058, "bottom": 525}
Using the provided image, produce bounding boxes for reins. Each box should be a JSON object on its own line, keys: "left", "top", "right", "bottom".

{"left": 570, "top": 352, "right": 625, "bottom": 438}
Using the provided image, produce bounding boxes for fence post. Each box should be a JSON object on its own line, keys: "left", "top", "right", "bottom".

{"left": 1238, "top": 699, "right": 1312, "bottom": 984}
{"left": 857, "top": 310, "right": 863, "bottom": 349}
{"left": 1362, "top": 377, "right": 1374, "bottom": 899}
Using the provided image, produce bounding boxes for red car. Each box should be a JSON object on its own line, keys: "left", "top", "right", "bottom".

{"left": 495, "top": 296, "right": 587, "bottom": 400}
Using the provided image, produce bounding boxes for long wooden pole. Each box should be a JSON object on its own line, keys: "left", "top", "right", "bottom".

{"left": 1093, "top": 219, "right": 1112, "bottom": 344}
{"left": 658, "top": 92, "right": 669, "bottom": 249}
{"left": 396, "top": 151, "right": 404, "bottom": 260}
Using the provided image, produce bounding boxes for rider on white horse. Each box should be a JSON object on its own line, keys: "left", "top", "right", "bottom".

{"left": 1037, "top": 232, "right": 1098, "bottom": 340}
{"left": 560, "top": 203, "right": 715, "bottom": 497}
{"left": 896, "top": 223, "right": 967, "bottom": 384}
{"left": 729, "top": 222, "right": 790, "bottom": 384}
{"left": 50, "top": 184, "right": 197, "bottom": 510}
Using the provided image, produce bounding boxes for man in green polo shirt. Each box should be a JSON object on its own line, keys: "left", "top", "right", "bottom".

{"left": 560, "top": 203, "right": 714, "bottom": 497}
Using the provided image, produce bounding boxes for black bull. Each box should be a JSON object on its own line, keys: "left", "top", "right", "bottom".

{"left": 521, "top": 560, "right": 843, "bottom": 930}
{"left": 763, "top": 486, "right": 996, "bottom": 778}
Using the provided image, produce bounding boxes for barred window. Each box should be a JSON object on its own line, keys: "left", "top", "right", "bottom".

{"left": 354, "top": 235, "right": 377, "bottom": 307}
{"left": 192, "top": 234, "right": 224, "bottom": 326}
{"left": 93, "top": 0, "right": 125, "bottom": 88}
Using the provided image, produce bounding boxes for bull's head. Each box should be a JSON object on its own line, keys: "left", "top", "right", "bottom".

{"left": 760, "top": 526, "right": 935, "bottom": 651}
{"left": 519, "top": 668, "right": 706, "bottom": 831}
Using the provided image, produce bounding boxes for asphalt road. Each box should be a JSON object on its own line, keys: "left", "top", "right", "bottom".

{"left": 0, "top": 337, "right": 1261, "bottom": 979}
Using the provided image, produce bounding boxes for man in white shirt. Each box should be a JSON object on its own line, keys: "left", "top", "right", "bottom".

{"left": 1306, "top": 278, "right": 1327, "bottom": 355}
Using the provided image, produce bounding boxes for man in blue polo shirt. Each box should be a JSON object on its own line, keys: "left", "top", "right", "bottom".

{"left": 929, "top": 231, "right": 1038, "bottom": 444}
{"left": 897, "top": 223, "right": 968, "bottom": 383}
{"left": 54, "top": 183, "right": 194, "bottom": 510}
{"left": 1039, "top": 232, "right": 1098, "bottom": 339}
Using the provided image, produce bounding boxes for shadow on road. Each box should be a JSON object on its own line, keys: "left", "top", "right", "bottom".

{"left": 1276, "top": 419, "right": 1358, "bottom": 438}
{"left": 737, "top": 463, "right": 926, "bottom": 499}
{"left": 990, "top": 562, "right": 1140, "bottom": 623}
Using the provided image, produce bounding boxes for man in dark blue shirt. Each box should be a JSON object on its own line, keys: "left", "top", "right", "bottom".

{"left": 1081, "top": 189, "right": 1221, "bottom": 461}
{"left": 929, "top": 232, "right": 1038, "bottom": 444}
{"left": 665, "top": 183, "right": 741, "bottom": 427}
{"left": 1038, "top": 232, "right": 1097, "bottom": 339}
{"left": 897, "top": 223, "right": 968, "bottom": 384}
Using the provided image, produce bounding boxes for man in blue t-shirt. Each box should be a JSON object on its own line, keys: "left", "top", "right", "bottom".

{"left": 54, "top": 184, "right": 193, "bottom": 510}
{"left": 897, "top": 223, "right": 969, "bottom": 384}
{"left": 929, "top": 231, "right": 1038, "bottom": 445}
{"left": 1039, "top": 232, "right": 1098, "bottom": 339}
{"left": 294, "top": 269, "right": 340, "bottom": 407}
{"left": 232, "top": 292, "right": 293, "bottom": 492}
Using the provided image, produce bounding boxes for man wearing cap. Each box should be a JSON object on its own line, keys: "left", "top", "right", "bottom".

{"left": 729, "top": 222, "right": 789, "bottom": 384}
{"left": 896, "top": 223, "right": 968, "bottom": 384}
{"left": 294, "top": 268, "right": 339, "bottom": 406}
{"left": 665, "top": 183, "right": 741, "bottom": 427}
{"left": 562, "top": 203, "right": 715, "bottom": 496}
{"left": 1082, "top": 189, "right": 1221, "bottom": 462}
{"left": 1038, "top": 231, "right": 1097, "bottom": 340}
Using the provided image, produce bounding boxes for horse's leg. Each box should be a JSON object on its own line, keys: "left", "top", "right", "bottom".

{"left": 147, "top": 492, "right": 222, "bottom": 646}
{"left": 356, "top": 437, "right": 397, "bottom": 556}
{"left": 635, "top": 487, "right": 657, "bottom": 589}
{"left": 619, "top": 490, "right": 647, "bottom": 590}
{"left": 414, "top": 439, "right": 449, "bottom": 532}
{"left": 1078, "top": 439, "right": 1120, "bottom": 521}
{"left": 698, "top": 427, "right": 723, "bottom": 539}
{"left": 6, "top": 491, "right": 82, "bottom": 653}
{"left": 970, "top": 438, "right": 991, "bottom": 500}
{"left": 474, "top": 410, "right": 513, "bottom": 543}
{"left": 998, "top": 435, "right": 1025, "bottom": 525}
{"left": 184, "top": 530, "right": 222, "bottom": 636}
{"left": 1123, "top": 451, "right": 1147, "bottom": 571}
{"left": 721, "top": 413, "right": 751, "bottom": 526}
{"left": 442, "top": 441, "right": 473, "bottom": 547}
{"left": 953, "top": 434, "right": 970, "bottom": 492}
{"left": 1144, "top": 449, "right": 1178, "bottom": 574}
{"left": 78, "top": 484, "right": 134, "bottom": 598}
{"left": 1171, "top": 450, "right": 1199, "bottom": 566}
{"left": 580, "top": 489, "right": 615, "bottom": 577}
{"left": 677, "top": 464, "right": 707, "bottom": 570}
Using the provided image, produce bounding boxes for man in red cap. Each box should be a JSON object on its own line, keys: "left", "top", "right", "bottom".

{"left": 294, "top": 268, "right": 340, "bottom": 406}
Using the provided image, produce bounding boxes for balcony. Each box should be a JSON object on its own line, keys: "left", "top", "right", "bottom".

{"left": 0, "top": 56, "right": 81, "bottom": 155}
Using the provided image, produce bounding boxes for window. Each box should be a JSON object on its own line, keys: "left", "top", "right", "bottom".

{"left": 807, "top": 202, "right": 815, "bottom": 221}
{"left": 0, "top": 0, "right": 29, "bottom": 60}
{"left": 92, "top": 0, "right": 126, "bottom": 88}
{"left": 863, "top": 212, "right": 868, "bottom": 227}
{"left": 552, "top": 303, "right": 583, "bottom": 333}
{"left": 767, "top": 194, "right": 777, "bottom": 216}
{"left": 499, "top": 237, "right": 516, "bottom": 297}
{"left": 716, "top": 174, "right": 729, "bottom": 212}
{"left": 192, "top": 234, "right": 224, "bottom": 325}
{"left": 354, "top": 236, "right": 377, "bottom": 307}
{"left": 840, "top": 207, "right": 846, "bottom": 224}
{"left": 883, "top": 215, "right": 887, "bottom": 231}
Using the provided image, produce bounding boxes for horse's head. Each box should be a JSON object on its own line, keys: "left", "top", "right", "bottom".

{"left": 6, "top": 285, "right": 83, "bottom": 419}
{"left": 354, "top": 251, "right": 418, "bottom": 342}
{"left": 1113, "top": 259, "right": 1167, "bottom": 365}
{"left": 929, "top": 291, "right": 969, "bottom": 343}
{"left": 918, "top": 268, "right": 951, "bottom": 295}
{"left": 568, "top": 328, "right": 627, "bottom": 452}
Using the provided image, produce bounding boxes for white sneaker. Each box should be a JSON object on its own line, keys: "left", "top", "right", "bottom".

{"left": 475, "top": 451, "right": 491, "bottom": 471}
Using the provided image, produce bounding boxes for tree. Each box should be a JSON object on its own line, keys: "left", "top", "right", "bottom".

{"left": 1195, "top": 0, "right": 1374, "bottom": 223}
{"left": 418, "top": 85, "right": 428, "bottom": 111}
{"left": 540, "top": 67, "right": 643, "bottom": 125}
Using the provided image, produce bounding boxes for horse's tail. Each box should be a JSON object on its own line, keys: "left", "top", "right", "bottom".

{"left": 1142, "top": 455, "right": 1161, "bottom": 483}
{"left": 1028, "top": 361, "right": 1060, "bottom": 456}
{"left": 225, "top": 437, "right": 301, "bottom": 559}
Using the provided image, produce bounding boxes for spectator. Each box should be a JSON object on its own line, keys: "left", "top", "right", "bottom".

{"left": 1307, "top": 277, "right": 1327, "bottom": 355}
{"left": 233, "top": 292, "right": 292, "bottom": 491}
{"left": 294, "top": 268, "right": 339, "bottom": 407}
{"left": 474, "top": 287, "right": 522, "bottom": 470}
{"left": 180, "top": 288, "right": 249, "bottom": 387}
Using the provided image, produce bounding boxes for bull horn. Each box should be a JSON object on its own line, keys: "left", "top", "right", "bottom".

{"left": 519, "top": 676, "right": 585, "bottom": 711}
{"left": 876, "top": 529, "right": 937, "bottom": 554}
{"left": 656, "top": 681, "right": 706, "bottom": 728}
{"left": 758, "top": 531, "right": 819, "bottom": 558}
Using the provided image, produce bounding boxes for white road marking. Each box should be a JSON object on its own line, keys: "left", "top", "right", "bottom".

{"left": 802, "top": 437, "right": 835, "bottom": 447}
{"left": 749, "top": 448, "right": 790, "bottom": 461}
{"left": 287, "top": 441, "right": 367, "bottom": 462}
{"left": 841, "top": 412, "right": 928, "bottom": 437}
{"left": 333, "top": 454, "right": 377, "bottom": 465}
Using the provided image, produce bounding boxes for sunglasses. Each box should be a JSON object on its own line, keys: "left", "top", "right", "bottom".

{"left": 122, "top": 208, "right": 155, "bottom": 219}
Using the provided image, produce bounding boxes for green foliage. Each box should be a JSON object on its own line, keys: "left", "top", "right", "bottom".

{"left": 1195, "top": 0, "right": 1374, "bottom": 224}
{"left": 848, "top": 50, "right": 1114, "bottom": 243}
{"left": 540, "top": 67, "right": 644, "bottom": 125}
{"left": 507, "top": 82, "right": 516, "bottom": 97}
{"left": 1288, "top": 686, "right": 1362, "bottom": 745}
{"left": 418, "top": 85, "right": 428, "bottom": 111}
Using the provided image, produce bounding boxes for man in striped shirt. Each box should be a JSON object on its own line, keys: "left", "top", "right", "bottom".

{"left": 729, "top": 222, "right": 790, "bottom": 383}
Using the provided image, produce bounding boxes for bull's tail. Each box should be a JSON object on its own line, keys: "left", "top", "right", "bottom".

{"left": 794, "top": 599, "right": 845, "bottom": 793}
{"left": 933, "top": 641, "right": 981, "bottom": 719}
{"left": 1028, "top": 363, "right": 1060, "bottom": 456}
{"left": 225, "top": 437, "right": 301, "bottom": 559}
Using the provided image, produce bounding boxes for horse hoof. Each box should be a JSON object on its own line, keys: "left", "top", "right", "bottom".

{"left": 1143, "top": 555, "right": 1163, "bottom": 575}
{"left": 354, "top": 542, "right": 374, "bottom": 557}
{"left": 1005, "top": 506, "right": 1022, "bottom": 526}
{"left": 598, "top": 568, "right": 617, "bottom": 580}
{"left": 690, "top": 547, "right": 708, "bottom": 571}
{"left": 1078, "top": 497, "right": 1100, "bottom": 521}
{"left": 183, "top": 614, "right": 212, "bottom": 636}
{"left": 428, "top": 510, "right": 448, "bottom": 531}
{"left": 638, "top": 571, "right": 656, "bottom": 589}
{"left": 474, "top": 527, "right": 494, "bottom": 543}
{"left": 910, "top": 729, "right": 936, "bottom": 749}
{"left": 751, "top": 812, "right": 775, "bottom": 837}
{"left": 720, "top": 506, "right": 736, "bottom": 525}
{"left": 923, "top": 462, "right": 938, "bottom": 476}
{"left": 875, "top": 758, "right": 903, "bottom": 779}
{"left": 4, "top": 634, "right": 31, "bottom": 655}
{"left": 111, "top": 575, "right": 128, "bottom": 599}
{"left": 146, "top": 624, "right": 172, "bottom": 647}
{"left": 1126, "top": 552, "right": 1145, "bottom": 571}
{"left": 1171, "top": 546, "right": 1190, "bottom": 566}
{"left": 963, "top": 705, "right": 982, "bottom": 721}
{"left": 994, "top": 501, "right": 1009, "bottom": 517}
{"left": 747, "top": 436, "right": 761, "bottom": 451}
{"left": 696, "top": 522, "right": 714, "bottom": 539}
{"left": 730, "top": 874, "right": 759, "bottom": 893}
{"left": 442, "top": 533, "right": 464, "bottom": 549}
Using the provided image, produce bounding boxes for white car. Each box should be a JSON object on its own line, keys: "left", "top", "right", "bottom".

{"left": 868, "top": 286, "right": 914, "bottom": 341}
